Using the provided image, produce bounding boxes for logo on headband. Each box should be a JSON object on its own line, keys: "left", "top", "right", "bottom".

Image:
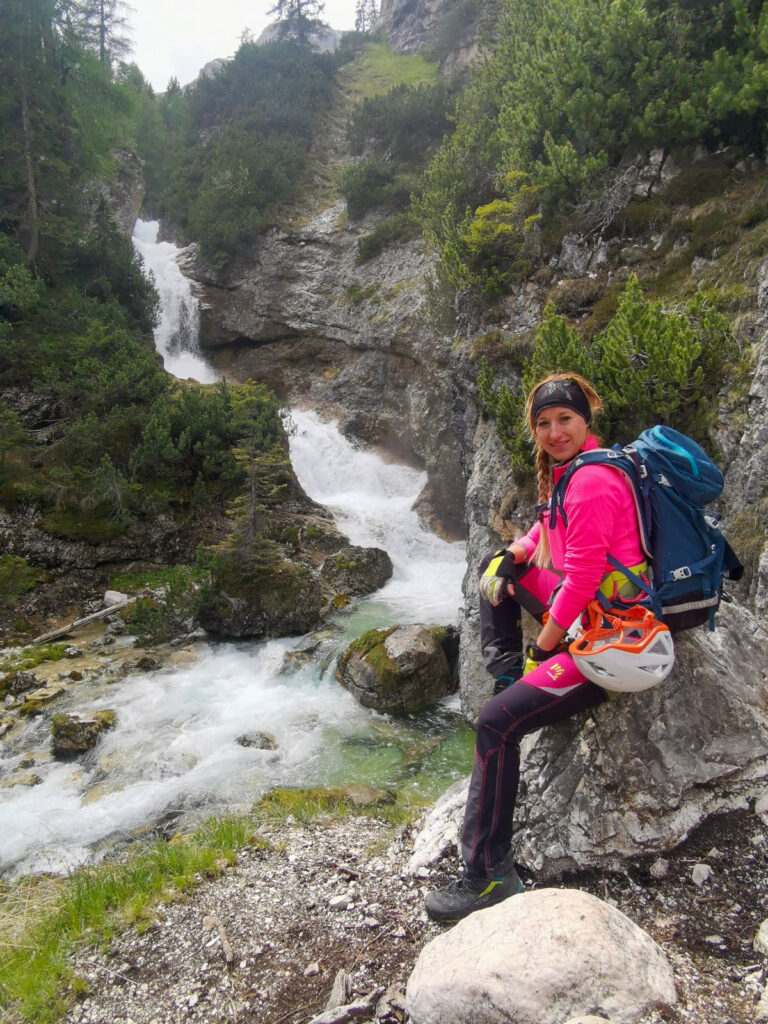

{"left": 540, "top": 380, "right": 574, "bottom": 402}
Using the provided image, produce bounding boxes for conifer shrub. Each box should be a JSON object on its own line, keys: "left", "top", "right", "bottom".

{"left": 340, "top": 160, "right": 415, "bottom": 220}
{"left": 356, "top": 214, "right": 420, "bottom": 262}
{"left": 346, "top": 82, "right": 451, "bottom": 161}
{"left": 478, "top": 276, "right": 736, "bottom": 475}
{"left": 415, "top": 0, "right": 768, "bottom": 295}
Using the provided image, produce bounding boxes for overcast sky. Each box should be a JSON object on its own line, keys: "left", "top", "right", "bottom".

{"left": 125, "top": 0, "right": 359, "bottom": 91}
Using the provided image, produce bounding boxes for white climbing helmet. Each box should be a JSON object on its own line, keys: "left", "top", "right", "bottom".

{"left": 569, "top": 602, "right": 675, "bottom": 693}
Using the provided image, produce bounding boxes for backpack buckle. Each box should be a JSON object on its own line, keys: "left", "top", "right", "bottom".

{"left": 671, "top": 566, "right": 692, "bottom": 580}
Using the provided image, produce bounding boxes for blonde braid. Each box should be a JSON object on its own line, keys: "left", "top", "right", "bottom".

{"left": 532, "top": 447, "right": 553, "bottom": 567}
{"left": 536, "top": 447, "right": 552, "bottom": 504}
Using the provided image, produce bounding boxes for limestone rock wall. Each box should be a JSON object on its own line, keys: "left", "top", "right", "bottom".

{"left": 378, "top": 0, "right": 483, "bottom": 74}
{"left": 193, "top": 201, "right": 466, "bottom": 539}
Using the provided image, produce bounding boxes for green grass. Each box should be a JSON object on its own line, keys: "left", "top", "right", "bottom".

{"left": 0, "top": 643, "right": 69, "bottom": 675}
{"left": 0, "top": 816, "right": 263, "bottom": 1024}
{"left": 338, "top": 42, "right": 439, "bottom": 102}
{"left": 107, "top": 566, "right": 191, "bottom": 593}
{"left": 0, "top": 790, "right": 426, "bottom": 1023}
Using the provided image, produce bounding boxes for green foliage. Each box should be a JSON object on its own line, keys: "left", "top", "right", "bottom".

{"left": 436, "top": 176, "right": 544, "bottom": 295}
{"left": 1, "top": 642, "right": 67, "bottom": 674}
{"left": 416, "top": 0, "right": 768, "bottom": 292}
{"left": 0, "top": 0, "right": 137, "bottom": 275}
{"left": 347, "top": 82, "right": 451, "bottom": 162}
{"left": 0, "top": 815, "right": 261, "bottom": 1023}
{"left": 339, "top": 159, "right": 415, "bottom": 220}
{"left": 357, "top": 213, "right": 420, "bottom": 262}
{"left": 479, "top": 276, "right": 736, "bottom": 473}
{"left": 0, "top": 274, "right": 287, "bottom": 530}
{"left": 126, "top": 566, "right": 208, "bottom": 644}
{"left": 337, "top": 41, "right": 439, "bottom": 103}
{"left": 0, "top": 238, "right": 43, "bottom": 317}
{"left": 215, "top": 383, "right": 293, "bottom": 572}
{"left": 0, "top": 555, "right": 40, "bottom": 609}
{"left": 344, "top": 282, "right": 380, "bottom": 305}
{"left": 138, "top": 41, "right": 338, "bottom": 265}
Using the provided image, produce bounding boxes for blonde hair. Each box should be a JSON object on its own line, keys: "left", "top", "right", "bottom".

{"left": 525, "top": 372, "right": 603, "bottom": 567}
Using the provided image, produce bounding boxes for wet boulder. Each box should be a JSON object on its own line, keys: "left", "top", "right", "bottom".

{"left": 237, "top": 731, "right": 277, "bottom": 750}
{"left": 336, "top": 624, "right": 454, "bottom": 714}
{"left": 319, "top": 545, "right": 393, "bottom": 599}
{"left": 51, "top": 710, "right": 117, "bottom": 756}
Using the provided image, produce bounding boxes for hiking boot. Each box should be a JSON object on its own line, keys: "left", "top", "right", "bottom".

{"left": 424, "top": 866, "right": 523, "bottom": 923}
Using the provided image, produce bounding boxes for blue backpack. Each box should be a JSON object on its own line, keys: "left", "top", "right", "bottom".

{"left": 550, "top": 425, "right": 743, "bottom": 631}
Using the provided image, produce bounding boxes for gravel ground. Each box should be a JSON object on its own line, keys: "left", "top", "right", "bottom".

{"left": 62, "top": 807, "right": 768, "bottom": 1024}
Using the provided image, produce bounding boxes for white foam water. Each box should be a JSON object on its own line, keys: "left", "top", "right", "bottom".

{"left": 132, "top": 219, "right": 218, "bottom": 384}
{"left": 287, "top": 409, "right": 465, "bottom": 625}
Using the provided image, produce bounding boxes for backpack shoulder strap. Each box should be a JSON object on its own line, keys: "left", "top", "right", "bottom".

{"left": 549, "top": 447, "right": 652, "bottom": 560}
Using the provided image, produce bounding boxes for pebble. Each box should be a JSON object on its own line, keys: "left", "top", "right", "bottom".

{"left": 650, "top": 857, "right": 669, "bottom": 879}
{"left": 753, "top": 918, "right": 768, "bottom": 955}
{"left": 691, "top": 863, "right": 713, "bottom": 886}
{"left": 304, "top": 962, "right": 321, "bottom": 976}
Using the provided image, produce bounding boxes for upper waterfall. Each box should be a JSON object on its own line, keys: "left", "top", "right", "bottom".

{"left": 132, "top": 219, "right": 218, "bottom": 384}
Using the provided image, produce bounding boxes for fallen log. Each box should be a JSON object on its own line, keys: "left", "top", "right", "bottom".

{"left": 31, "top": 598, "right": 138, "bottom": 645}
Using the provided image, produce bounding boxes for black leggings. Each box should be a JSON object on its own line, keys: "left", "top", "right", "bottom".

{"left": 462, "top": 554, "right": 606, "bottom": 875}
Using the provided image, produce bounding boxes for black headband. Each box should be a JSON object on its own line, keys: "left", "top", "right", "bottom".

{"left": 531, "top": 379, "right": 592, "bottom": 425}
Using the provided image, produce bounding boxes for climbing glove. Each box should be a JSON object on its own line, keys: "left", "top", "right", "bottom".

{"left": 478, "top": 574, "right": 512, "bottom": 605}
{"left": 522, "top": 641, "right": 551, "bottom": 676}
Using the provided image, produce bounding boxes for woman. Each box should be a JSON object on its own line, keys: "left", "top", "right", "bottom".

{"left": 425, "top": 372, "right": 647, "bottom": 923}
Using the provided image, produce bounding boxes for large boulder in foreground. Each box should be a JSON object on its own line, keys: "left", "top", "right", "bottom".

{"left": 336, "top": 624, "right": 455, "bottom": 713}
{"left": 319, "top": 544, "right": 393, "bottom": 599}
{"left": 405, "top": 888, "right": 676, "bottom": 1024}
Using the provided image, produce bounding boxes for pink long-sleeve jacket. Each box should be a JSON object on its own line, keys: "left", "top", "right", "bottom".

{"left": 516, "top": 436, "right": 645, "bottom": 629}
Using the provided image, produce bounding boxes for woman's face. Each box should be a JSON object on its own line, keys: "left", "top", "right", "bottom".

{"left": 534, "top": 405, "right": 590, "bottom": 463}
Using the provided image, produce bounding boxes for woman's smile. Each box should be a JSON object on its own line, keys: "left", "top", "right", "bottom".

{"left": 534, "top": 405, "right": 589, "bottom": 463}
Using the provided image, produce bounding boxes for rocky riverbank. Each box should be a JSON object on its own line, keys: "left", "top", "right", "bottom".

{"left": 59, "top": 802, "right": 768, "bottom": 1024}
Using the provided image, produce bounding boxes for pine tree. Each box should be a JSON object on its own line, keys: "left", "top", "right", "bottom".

{"left": 268, "top": 0, "right": 326, "bottom": 44}
{"left": 72, "top": 0, "right": 131, "bottom": 67}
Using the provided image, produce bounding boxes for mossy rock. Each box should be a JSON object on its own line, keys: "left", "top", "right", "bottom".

{"left": 336, "top": 624, "right": 453, "bottom": 714}
{"left": 198, "top": 555, "right": 323, "bottom": 639}
{"left": 320, "top": 545, "right": 393, "bottom": 599}
{"left": 51, "top": 710, "right": 117, "bottom": 756}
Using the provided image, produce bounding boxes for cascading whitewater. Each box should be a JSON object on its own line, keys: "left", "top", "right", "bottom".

{"left": 287, "top": 409, "right": 465, "bottom": 625}
{"left": 132, "top": 219, "right": 218, "bottom": 384}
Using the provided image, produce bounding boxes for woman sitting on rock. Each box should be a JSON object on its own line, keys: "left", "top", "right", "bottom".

{"left": 425, "top": 372, "right": 649, "bottom": 923}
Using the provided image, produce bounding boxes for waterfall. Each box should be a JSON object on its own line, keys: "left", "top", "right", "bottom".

{"left": 132, "top": 219, "right": 219, "bottom": 384}
{"left": 288, "top": 409, "right": 465, "bottom": 625}
{"left": 0, "top": 416, "right": 469, "bottom": 880}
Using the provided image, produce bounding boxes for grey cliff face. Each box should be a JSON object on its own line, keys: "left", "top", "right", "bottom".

{"left": 193, "top": 200, "right": 466, "bottom": 539}
{"left": 378, "top": 0, "right": 483, "bottom": 73}
{"left": 85, "top": 146, "right": 145, "bottom": 237}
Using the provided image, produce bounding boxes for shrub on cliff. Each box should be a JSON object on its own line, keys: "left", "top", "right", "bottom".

{"left": 415, "top": 0, "right": 768, "bottom": 293}
{"left": 478, "top": 276, "right": 736, "bottom": 473}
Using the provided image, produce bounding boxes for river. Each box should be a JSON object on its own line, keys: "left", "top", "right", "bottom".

{"left": 0, "top": 224, "right": 470, "bottom": 879}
